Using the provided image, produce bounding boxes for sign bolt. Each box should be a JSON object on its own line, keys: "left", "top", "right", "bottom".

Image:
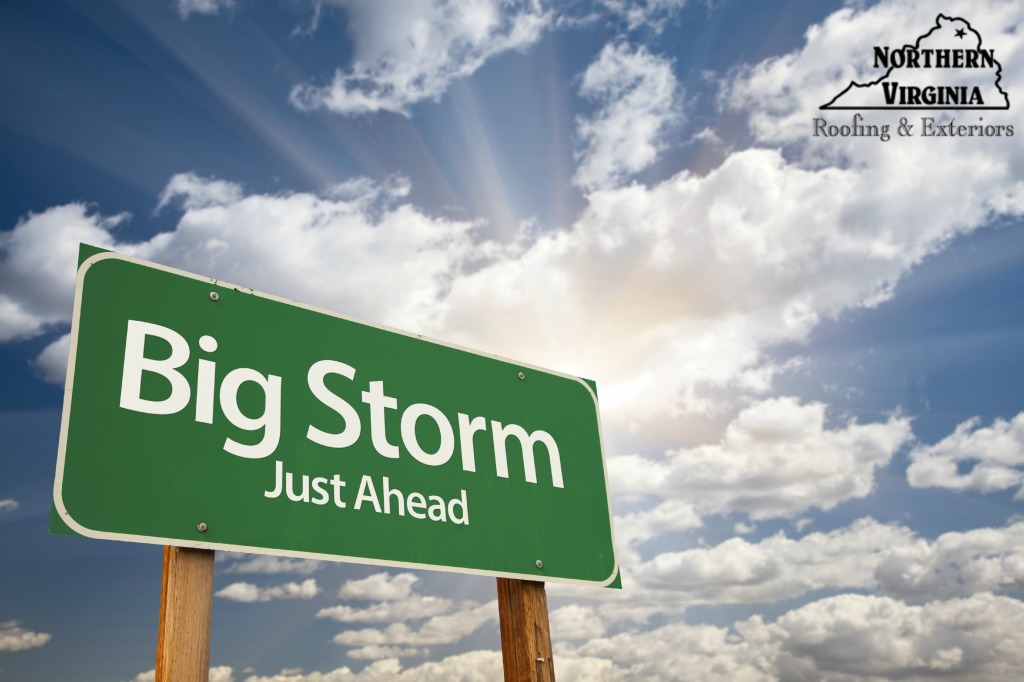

{"left": 209, "top": 292, "right": 219, "bottom": 301}
{"left": 197, "top": 522, "right": 208, "bottom": 533}
{"left": 518, "top": 371, "right": 525, "bottom": 380}
{"left": 535, "top": 559, "right": 543, "bottom": 569}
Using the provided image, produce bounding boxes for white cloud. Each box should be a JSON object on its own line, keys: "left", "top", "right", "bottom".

{"left": 633, "top": 517, "right": 912, "bottom": 603}
{"left": 0, "top": 621, "right": 51, "bottom": 651}
{"left": 222, "top": 555, "right": 323, "bottom": 576}
{"left": 215, "top": 578, "right": 320, "bottom": 602}
{"left": 907, "top": 412, "right": 1024, "bottom": 495}
{"left": 127, "top": 667, "right": 233, "bottom": 682}
{"left": 346, "top": 646, "right": 427, "bottom": 660}
{"left": 32, "top": 332, "right": 70, "bottom": 384}
{"left": 0, "top": 499, "right": 18, "bottom": 513}
{"left": 549, "top": 604, "right": 607, "bottom": 640}
{"left": 756, "top": 592, "right": 1024, "bottom": 680}
{"left": 338, "top": 572, "right": 419, "bottom": 601}
{"left": 331, "top": 601, "right": 497, "bottom": 649}
{"left": 559, "top": 519, "right": 1024, "bottom": 630}
{"left": 559, "top": 592, "right": 1024, "bottom": 681}
{"left": 875, "top": 522, "right": 1024, "bottom": 599}
{"left": 600, "top": 0, "right": 688, "bottom": 32}
{"left": 611, "top": 397, "right": 912, "bottom": 520}
{"left": 318, "top": 595, "right": 453, "bottom": 624}
{"left": 574, "top": 42, "right": 681, "bottom": 191}
{"left": 290, "top": 0, "right": 549, "bottom": 116}
{"left": 156, "top": 172, "right": 243, "bottom": 212}
{"left": 240, "top": 651, "right": 502, "bottom": 681}
{"left": 0, "top": 204, "right": 126, "bottom": 343}
{"left": 173, "top": 0, "right": 235, "bottom": 20}
{"left": 0, "top": 176, "right": 478, "bottom": 383}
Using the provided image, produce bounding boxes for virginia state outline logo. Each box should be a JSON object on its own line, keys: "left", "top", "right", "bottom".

{"left": 822, "top": 14, "right": 1009, "bottom": 110}
{"left": 813, "top": 14, "right": 1012, "bottom": 142}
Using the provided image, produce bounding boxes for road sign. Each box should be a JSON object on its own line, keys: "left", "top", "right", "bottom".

{"left": 53, "top": 249, "right": 618, "bottom": 586}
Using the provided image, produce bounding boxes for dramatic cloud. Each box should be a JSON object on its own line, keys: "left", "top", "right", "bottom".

{"left": 215, "top": 578, "right": 320, "bottom": 602}
{"left": 611, "top": 398, "right": 912, "bottom": 520}
{"left": 0, "top": 174, "right": 479, "bottom": 383}
{"left": 907, "top": 412, "right": 1024, "bottom": 495}
{"left": 290, "top": 0, "right": 549, "bottom": 115}
{"left": 574, "top": 43, "right": 681, "bottom": 191}
{"left": 0, "top": 621, "right": 51, "bottom": 651}
{"left": 0, "top": 499, "right": 18, "bottom": 513}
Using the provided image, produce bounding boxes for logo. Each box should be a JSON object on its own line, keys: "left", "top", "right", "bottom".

{"left": 813, "top": 14, "right": 1012, "bottom": 141}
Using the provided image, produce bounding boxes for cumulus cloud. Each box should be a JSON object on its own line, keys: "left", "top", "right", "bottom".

{"left": 318, "top": 595, "right": 453, "bottom": 624}
{"left": 907, "top": 412, "right": 1024, "bottom": 496}
{"left": 0, "top": 174, "right": 478, "bottom": 382}
{"left": 338, "top": 572, "right": 420, "bottom": 601}
{"left": 0, "top": 621, "right": 51, "bottom": 651}
{"left": 633, "top": 517, "right": 912, "bottom": 603}
{"left": 558, "top": 592, "right": 1024, "bottom": 681}
{"left": 611, "top": 397, "right": 912, "bottom": 520}
{"left": 331, "top": 601, "right": 497, "bottom": 650}
{"left": 574, "top": 43, "right": 681, "bottom": 191}
{"left": 875, "top": 522, "right": 1024, "bottom": 599}
{"left": 127, "top": 667, "right": 234, "bottom": 682}
{"left": 346, "top": 646, "right": 427, "bottom": 660}
{"left": 239, "top": 651, "right": 502, "bottom": 681}
{"left": 756, "top": 592, "right": 1024, "bottom": 680}
{"left": 32, "top": 333, "right": 71, "bottom": 384}
{"left": 558, "top": 518, "right": 1024, "bottom": 625}
{"left": 173, "top": 0, "right": 235, "bottom": 20}
{"left": 289, "top": 0, "right": 549, "bottom": 116}
{"left": 0, "top": 204, "right": 126, "bottom": 343}
{"left": 320, "top": 572, "right": 496, "bottom": 659}
{"left": 638, "top": 518, "right": 1024, "bottom": 605}
{"left": 0, "top": 499, "right": 18, "bottom": 513}
{"left": 549, "top": 604, "right": 607, "bottom": 641}
{"left": 222, "top": 555, "right": 324, "bottom": 576}
{"left": 215, "top": 578, "right": 320, "bottom": 602}
{"left": 155, "top": 172, "right": 243, "bottom": 212}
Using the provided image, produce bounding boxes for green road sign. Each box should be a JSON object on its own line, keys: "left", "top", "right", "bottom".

{"left": 52, "top": 249, "right": 618, "bottom": 586}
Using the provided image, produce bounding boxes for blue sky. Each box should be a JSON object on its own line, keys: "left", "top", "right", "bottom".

{"left": 2, "top": 0, "right": 1023, "bottom": 680}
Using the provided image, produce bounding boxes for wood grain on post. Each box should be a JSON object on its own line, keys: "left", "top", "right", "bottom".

{"left": 156, "top": 546, "right": 215, "bottom": 682}
{"left": 497, "top": 578, "right": 555, "bottom": 682}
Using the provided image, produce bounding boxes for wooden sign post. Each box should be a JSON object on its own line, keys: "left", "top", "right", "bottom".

{"left": 156, "top": 547, "right": 215, "bottom": 682}
{"left": 497, "top": 578, "right": 555, "bottom": 681}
